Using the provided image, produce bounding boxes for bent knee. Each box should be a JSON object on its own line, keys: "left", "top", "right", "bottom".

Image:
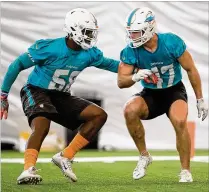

{"left": 93, "top": 107, "right": 108, "bottom": 123}
{"left": 170, "top": 113, "right": 187, "bottom": 127}
{"left": 171, "top": 116, "right": 188, "bottom": 133}
{"left": 123, "top": 97, "right": 148, "bottom": 119}
{"left": 31, "top": 117, "right": 50, "bottom": 135}
{"left": 98, "top": 109, "right": 108, "bottom": 122}
{"left": 175, "top": 118, "right": 187, "bottom": 127}
{"left": 123, "top": 103, "right": 142, "bottom": 119}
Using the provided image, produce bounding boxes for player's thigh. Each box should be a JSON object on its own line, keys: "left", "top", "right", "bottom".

{"left": 51, "top": 93, "right": 96, "bottom": 130}
{"left": 167, "top": 82, "right": 188, "bottom": 127}
{"left": 131, "top": 88, "right": 166, "bottom": 120}
{"left": 124, "top": 95, "right": 149, "bottom": 120}
{"left": 20, "top": 84, "right": 57, "bottom": 126}
{"left": 79, "top": 103, "right": 107, "bottom": 121}
{"left": 168, "top": 100, "right": 188, "bottom": 126}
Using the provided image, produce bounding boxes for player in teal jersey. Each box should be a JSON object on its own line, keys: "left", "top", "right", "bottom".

{"left": 118, "top": 7, "right": 208, "bottom": 182}
{"left": 1, "top": 8, "right": 119, "bottom": 185}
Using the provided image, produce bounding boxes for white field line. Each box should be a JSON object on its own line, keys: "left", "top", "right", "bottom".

{"left": 1, "top": 156, "right": 208, "bottom": 163}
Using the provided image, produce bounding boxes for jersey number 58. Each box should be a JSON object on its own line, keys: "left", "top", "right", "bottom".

{"left": 48, "top": 69, "right": 81, "bottom": 92}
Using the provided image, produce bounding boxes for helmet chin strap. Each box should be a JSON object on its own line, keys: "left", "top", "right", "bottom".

{"left": 65, "top": 35, "right": 83, "bottom": 51}
{"left": 74, "top": 38, "right": 92, "bottom": 50}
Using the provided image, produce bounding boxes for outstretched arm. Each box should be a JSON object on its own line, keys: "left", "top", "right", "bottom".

{"left": 88, "top": 47, "right": 119, "bottom": 73}
{"left": 91, "top": 56, "right": 120, "bottom": 73}
{"left": 1, "top": 53, "right": 35, "bottom": 120}
{"left": 1, "top": 53, "right": 35, "bottom": 93}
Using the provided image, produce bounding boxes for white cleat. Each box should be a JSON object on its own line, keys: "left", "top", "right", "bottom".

{"left": 52, "top": 152, "right": 77, "bottom": 182}
{"left": 133, "top": 155, "right": 152, "bottom": 180}
{"left": 179, "top": 169, "right": 193, "bottom": 182}
{"left": 17, "top": 166, "right": 42, "bottom": 185}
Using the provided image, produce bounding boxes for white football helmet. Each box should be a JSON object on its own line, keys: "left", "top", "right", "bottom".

{"left": 63, "top": 8, "right": 98, "bottom": 50}
{"left": 125, "top": 7, "right": 156, "bottom": 48}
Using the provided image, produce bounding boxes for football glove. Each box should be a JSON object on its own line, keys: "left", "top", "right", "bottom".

{"left": 132, "top": 69, "right": 158, "bottom": 84}
{"left": 197, "top": 98, "right": 208, "bottom": 121}
{"left": 1, "top": 92, "right": 9, "bottom": 120}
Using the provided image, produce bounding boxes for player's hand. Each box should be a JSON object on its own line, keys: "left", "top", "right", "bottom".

{"left": 197, "top": 98, "right": 208, "bottom": 121}
{"left": 132, "top": 69, "right": 153, "bottom": 82}
{"left": 132, "top": 69, "right": 158, "bottom": 84}
{"left": 1, "top": 92, "right": 9, "bottom": 120}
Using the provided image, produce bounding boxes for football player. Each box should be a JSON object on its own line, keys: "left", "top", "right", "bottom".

{"left": 1, "top": 8, "right": 120, "bottom": 184}
{"left": 118, "top": 7, "right": 208, "bottom": 182}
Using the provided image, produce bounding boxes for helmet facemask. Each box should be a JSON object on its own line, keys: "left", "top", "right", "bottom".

{"left": 126, "top": 20, "right": 156, "bottom": 48}
{"left": 81, "top": 27, "right": 98, "bottom": 49}
{"left": 68, "top": 25, "right": 98, "bottom": 50}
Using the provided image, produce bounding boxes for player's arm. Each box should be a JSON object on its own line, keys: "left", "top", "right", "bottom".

{"left": 93, "top": 56, "right": 120, "bottom": 73}
{"left": 178, "top": 50, "right": 208, "bottom": 120}
{"left": 88, "top": 47, "right": 120, "bottom": 73}
{"left": 118, "top": 62, "right": 156, "bottom": 89}
{"left": 1, "top": 53, "right": 35, "bottom": 120}
{"left": 1, "top": 53, "right": 35, "bottom": 93}
{"left": 118, "top": 45, "right": 157, "bottom": 89}
{"left": 178, "top": 50, "right": 203, "bottom": 99}
{"left": 117, "top": 62, "right": 136, "bottom": 88}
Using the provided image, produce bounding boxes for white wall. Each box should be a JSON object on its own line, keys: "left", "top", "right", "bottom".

{"left": 1, "top": 2, "right": 208, "bottom": 149}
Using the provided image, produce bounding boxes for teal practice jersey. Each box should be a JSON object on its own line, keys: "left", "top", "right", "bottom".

{"left": 120, "top": 33, "right": 186, "bottom": 89}
{"left": 1, "top": 37, "right": 119, "bottom": 93}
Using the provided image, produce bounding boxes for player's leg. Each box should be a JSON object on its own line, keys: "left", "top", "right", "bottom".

{"left": 62, "top": 104, "right": 107, "bottom": 156}
{"left": 17, "top": 85, "right": 58, "bottom": 185}
{"left": 123, "top": 95, "right": 153, "bottom": 180}
{"left": 123, "top": 96, "right": 149, "bottom": 156}
{"left": 168, "top": 100, "right": 193, "bottom": 182}
{"left": 123, "top": 89, "right": 164, "bottom": 180}
{"left": 24, "top": 117, "right": 51, "bottom": 168}
{"left": 167, "top": 82, "right": 193, "bottom": 182}
{"left": 51, "top": 94, "right": 107, "bottom": 181}
{"left": 17, "top": 117, "right": 50, "bottom": 184}
{"left": 75, "top": 104, "right": 107, "bottom": 139}
{"left": 168, "top": 100, "right": 190, "bottom": 169}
